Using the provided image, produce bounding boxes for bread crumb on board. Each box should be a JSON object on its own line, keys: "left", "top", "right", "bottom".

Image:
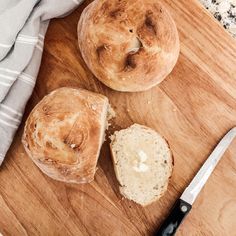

{"left": 103, "top": 104, "right": 116, "bottom": 142}
{"left": 106, "top": 103, "right": 116, "bottom": 130}
{"left": 107, "top": 103, "right": 116, "bottom": 121}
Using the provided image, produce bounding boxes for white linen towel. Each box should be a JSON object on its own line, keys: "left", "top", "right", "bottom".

{"left": 0, "top": 0, "right": 84, "bottom": 165}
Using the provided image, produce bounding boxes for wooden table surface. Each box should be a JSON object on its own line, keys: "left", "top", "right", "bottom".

{"left": 1, "top": 0, "right": 236, "bottom": 235}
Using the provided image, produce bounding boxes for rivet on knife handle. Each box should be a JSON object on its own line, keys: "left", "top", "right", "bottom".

{"left": 154, "top": 199, "right": 191, "bottom": 236}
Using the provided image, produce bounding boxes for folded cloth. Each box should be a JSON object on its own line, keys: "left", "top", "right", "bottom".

{"left": 0, "top": 0, "right": 84, "bottom": 165}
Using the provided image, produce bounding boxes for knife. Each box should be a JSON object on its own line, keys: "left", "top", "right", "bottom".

{"left": 155, "top": 127, "right": 236, "bottom": 236}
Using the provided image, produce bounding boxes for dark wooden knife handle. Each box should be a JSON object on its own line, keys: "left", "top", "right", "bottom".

{"left": 154, "top": 199, "right": 192, "bottom": 236}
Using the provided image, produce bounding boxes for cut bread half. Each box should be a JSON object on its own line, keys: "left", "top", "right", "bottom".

{"left": 110, "top": 124, "right": 173, "bottom": 206}
{"left": 22, "top": 87, "right": 112, "bottom": 184}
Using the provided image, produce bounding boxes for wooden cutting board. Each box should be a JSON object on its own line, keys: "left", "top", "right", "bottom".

{"left": 1, "top": 0, "right": 236, "bottom": 235}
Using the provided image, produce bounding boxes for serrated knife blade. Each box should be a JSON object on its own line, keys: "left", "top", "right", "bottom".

{"left": 155, "top": 127, "right": 236, "bottom": 236}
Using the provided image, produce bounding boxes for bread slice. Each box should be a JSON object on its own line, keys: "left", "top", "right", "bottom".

{"left": 22, "top": 87, "right": 109, "bottom": 184}
{"left": 110, "top": 124, "right": 173, "bottom": 206}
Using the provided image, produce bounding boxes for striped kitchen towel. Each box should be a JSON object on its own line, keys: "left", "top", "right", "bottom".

{"left": 0, "top": 0, "right": 84, "bottom": 165}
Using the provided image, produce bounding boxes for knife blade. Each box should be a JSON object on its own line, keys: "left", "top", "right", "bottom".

{"left": 155, "top": 127, "right": 236, "bottom": 236}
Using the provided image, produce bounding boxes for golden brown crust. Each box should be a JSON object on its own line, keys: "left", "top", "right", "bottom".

{"left": 22, "top": 87, "right": 108, "bottom": 184}
{"left": 78, "top": 0, "right": 180, "bottom": 92}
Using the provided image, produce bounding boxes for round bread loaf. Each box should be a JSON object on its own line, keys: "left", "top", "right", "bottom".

{"left": 110, "top": 124, "right": 173, "bottom": 206}
{"left": 78, "top": 0, "right": 179, "bottom": 92}
{"left": 22, "top": 87, "right": 109, "bottom": 184}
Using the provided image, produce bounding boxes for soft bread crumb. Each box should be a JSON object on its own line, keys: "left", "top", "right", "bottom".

{"left": 133, "top": 150, "right": 149, "bottom": 172}
{"left": 133, "top": 162, "right": 149, "bottom": 172}
{"left": 138, "top": 150, "right": 148, "bottom": 162}
{"left": 110, "top": 124, "right": 173, "bottom": 206}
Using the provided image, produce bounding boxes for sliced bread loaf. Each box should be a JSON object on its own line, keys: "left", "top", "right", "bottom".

{"left": 110, "top": 124, "right": 173, "bottom": 206}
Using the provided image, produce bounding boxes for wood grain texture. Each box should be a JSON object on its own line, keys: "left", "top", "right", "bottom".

{"left": 1, "top": 0, "right": 236, "bottom": 235}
